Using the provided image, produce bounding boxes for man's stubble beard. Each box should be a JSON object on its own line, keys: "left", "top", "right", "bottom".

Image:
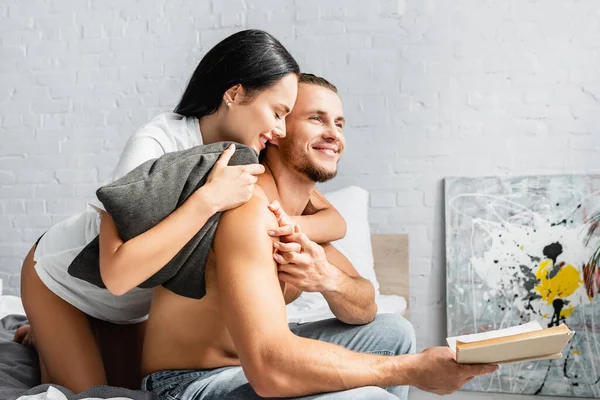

{"left": 286, "top": 149, "right": 338, "bottom": 183}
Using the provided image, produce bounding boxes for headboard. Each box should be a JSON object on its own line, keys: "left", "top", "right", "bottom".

{"left": 371, "top": 234, "right": 409, "bottom": 311}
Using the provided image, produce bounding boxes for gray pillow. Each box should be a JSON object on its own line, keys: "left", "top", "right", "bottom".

{"left": 67, "top": 141, "right": 258, "bottom": 299}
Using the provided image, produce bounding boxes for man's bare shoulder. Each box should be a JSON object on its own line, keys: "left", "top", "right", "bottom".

{"left": 216, "top": 186, "right": 278, "bottom": 245}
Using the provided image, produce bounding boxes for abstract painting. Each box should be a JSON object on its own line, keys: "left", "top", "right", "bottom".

{"left": 445, "top": 175, "right": 600, "bottom": 398}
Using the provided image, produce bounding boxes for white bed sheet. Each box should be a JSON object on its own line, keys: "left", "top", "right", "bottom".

{"left": 0, "top": 295, "right": 25, "bottom": 320}
{"left": 286, "top": 293, "right": 407, "bottom": 324}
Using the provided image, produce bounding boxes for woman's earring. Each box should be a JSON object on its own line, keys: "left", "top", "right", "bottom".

{"left": 226, "top": 101, "right": 231, "bottom": 107}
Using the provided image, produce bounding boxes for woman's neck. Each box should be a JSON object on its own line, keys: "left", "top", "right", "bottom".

{"left": 197, "top": 111, "right": 224, "bottom": 145}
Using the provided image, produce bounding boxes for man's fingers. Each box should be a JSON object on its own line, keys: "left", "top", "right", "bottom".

{"left": 280, "top": 251, "right": 300, "bottom": 263}
{"left": 274, "top": 241, "right": 302, "bottom": 253}
{"left": 277, "top": 264, "right": 298, "bottom": 275}
{"left": 273, "top": 252, "right": 291, "bottom": 265}
{"left": 483, "top": 364, "right": 499, "bottom": 374}
{"left": 268, "top": 225, "right": 295, "bottom": 237}
{"left": 273, "top": 251, "right": 307, "bottom": 264}
{"left": 273, "top": 229, "right": 313, "bottom": 251}
{"left": 467, "top": 364, "right": 498, "bottom": 376}
{"left": 277, "top": 271, "right": 299, "bottom": 286}
{"left": 291, "top": 226, "right": 313, "bottom": 249}
{"left": 214, "top": 143, "right": 236, "bottom": 168}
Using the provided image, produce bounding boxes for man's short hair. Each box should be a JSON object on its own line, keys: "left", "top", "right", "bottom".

{"left": 298, "top": 73, "right": 338, "bottom": 94}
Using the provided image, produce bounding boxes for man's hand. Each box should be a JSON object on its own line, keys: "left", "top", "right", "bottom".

{"left": 409, "top": 347, "right": 498, "bottom": 395}
{"left": 268, "top": 201, "right": 340, "bottom": 293}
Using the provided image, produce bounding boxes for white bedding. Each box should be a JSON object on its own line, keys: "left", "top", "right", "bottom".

{"left": 16, "top": 386, "right": 105, "bottom": 400}
{"left": 0, "top": 295, "right": 25, "bottom": 320}
{"left": 286, "top": 292, "right": 407, "bottom": 324}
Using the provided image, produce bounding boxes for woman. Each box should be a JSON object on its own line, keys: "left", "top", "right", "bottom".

{"left": 18, "top": 30, "right": 346, "bottom": 393}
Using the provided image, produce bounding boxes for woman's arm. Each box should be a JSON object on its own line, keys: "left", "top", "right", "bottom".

{"left": 110, "top": 136, "right": 165, "bottom": 182}
{"left": 99, "top": 187, "right": 219, "bottom": 296}
{"left": 293, "top": 189, "right": 346, "bottom": 243}
{"left": 99, "top": 144, "right": 264, "bottom": 295}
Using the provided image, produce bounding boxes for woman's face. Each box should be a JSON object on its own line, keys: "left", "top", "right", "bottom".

{"left": 221, "top": 74, "right": 298, "bottom": 154}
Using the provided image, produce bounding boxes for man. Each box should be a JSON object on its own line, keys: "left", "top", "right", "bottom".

{"left": 141, "top": 74, "right": 497, "bottom": 400}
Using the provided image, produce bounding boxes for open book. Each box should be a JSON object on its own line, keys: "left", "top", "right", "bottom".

{"left": 446, "top": 321, "right": 574, "bottom": 364}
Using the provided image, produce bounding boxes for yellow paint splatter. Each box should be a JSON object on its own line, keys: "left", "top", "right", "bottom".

{"left": 535, "top": 259, "right": 583, "bottom": 305}
{"left": 560, "top": 305, "right": 575, "bottom": 319}
{"left": 520, "top": 245, "right": 524, "bottom": 250}
{"left": 573, "top": 349, "right": 580, "bottom": 355}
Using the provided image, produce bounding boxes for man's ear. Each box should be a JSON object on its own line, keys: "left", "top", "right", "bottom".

{"left": 224, "top": 84, "right": 245, "bottom": 104}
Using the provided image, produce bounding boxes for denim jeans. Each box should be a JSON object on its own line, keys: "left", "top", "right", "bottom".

{"left": 142, "top": 314, "right": 416, "bottom": 400}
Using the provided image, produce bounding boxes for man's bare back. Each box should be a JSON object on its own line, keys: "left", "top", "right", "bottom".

{"left": 142, "top": 189, "right": 291, "bottom": 376}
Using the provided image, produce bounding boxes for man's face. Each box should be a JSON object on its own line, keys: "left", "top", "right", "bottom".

{"left": 277, "top": 83, "right": 346, "bottom": 183}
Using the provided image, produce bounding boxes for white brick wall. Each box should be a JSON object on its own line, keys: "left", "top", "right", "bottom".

{"left": 1, "top": 0, "right": 600, "bottom": 350}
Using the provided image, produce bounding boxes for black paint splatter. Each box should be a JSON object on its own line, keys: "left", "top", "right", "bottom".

{"left": 534, "top": 364, "right": 553, "bottom": 395}
{"left": 543, "top": 242, "right": 565, "bottom": 279}
{"left": 543, "top": 242, "right": 563, "bottom": 265}
{"left": 549, "top": 298, "right": 568, "bottom": 328}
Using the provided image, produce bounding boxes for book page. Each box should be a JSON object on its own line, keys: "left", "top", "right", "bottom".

{"left": 447, "top": 321, "right": 543, "bottom": 353}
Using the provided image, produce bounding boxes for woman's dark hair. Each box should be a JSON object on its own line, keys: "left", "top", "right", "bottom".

{"left": 174, "top": 29, "right": 300, "bottom": 118}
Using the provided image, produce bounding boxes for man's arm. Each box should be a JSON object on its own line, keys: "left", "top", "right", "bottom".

{"left": 213, "top": 190, "right": 496, "bottom": 398}
{"left": 320, "top": 243, "right": 378, "bottom": 324}
{"left": 269, "top": 202, "right": 376, "bottom": 324}
{"left": 279, "top": 247, "right": 376, "bottom": 324}
{"left": 214, "top": 192, "right": 406, "bottom": 397}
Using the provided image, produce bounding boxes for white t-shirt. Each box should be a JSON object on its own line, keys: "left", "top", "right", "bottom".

{"left": 34, "top": 113, "right": 203, "bottom": 324}
{"left": 90, "top": 112, "right": 203, "bottom": 212}
{"left": 111, "top": 112, "right": 204, "bottom": 182}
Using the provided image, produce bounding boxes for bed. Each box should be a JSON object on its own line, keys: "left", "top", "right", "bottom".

{"left": 372, "top": 234, "right": 410, "bottom": 318}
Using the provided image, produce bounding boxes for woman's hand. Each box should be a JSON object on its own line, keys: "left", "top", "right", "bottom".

{"left": 202, "top": 144, "right": 265, "bottom": 212}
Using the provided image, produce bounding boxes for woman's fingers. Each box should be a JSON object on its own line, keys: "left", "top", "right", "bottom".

{"left": 268, "top": 200, "right": 293, "bottom": 225}
{"left": 214, "top": 143, "right": 236, "bottom": 168}
{"left": 242, "top": 164, "right": 265, "bottom": 176}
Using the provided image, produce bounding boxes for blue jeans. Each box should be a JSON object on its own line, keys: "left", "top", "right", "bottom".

{"left": 142, "top": 314, "right": 416, "bottom": 400}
